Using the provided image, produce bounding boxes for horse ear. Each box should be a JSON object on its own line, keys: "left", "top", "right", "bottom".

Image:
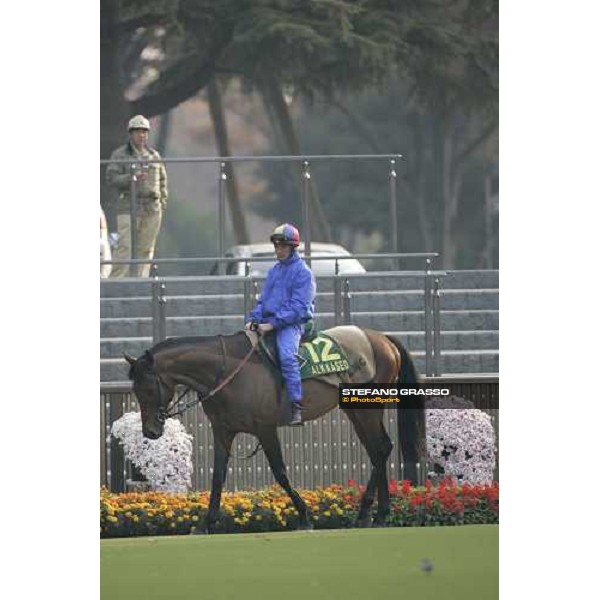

{"left": 123, "top": 353, "right": 136, "bottom": 366}
{"left": 144, "top": 350, "right": 154, "bottom": 365}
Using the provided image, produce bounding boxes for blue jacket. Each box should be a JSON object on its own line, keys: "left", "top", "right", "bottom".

{"left": 248, "top": 251, "right": 316, "bottom": 329}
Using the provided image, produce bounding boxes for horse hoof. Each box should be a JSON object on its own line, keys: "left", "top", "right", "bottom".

{"left": 190, "top": 526, "right": 212, "bottom": 535}
{"left": 371, "top": 520, "right": 389, "bottom": 528}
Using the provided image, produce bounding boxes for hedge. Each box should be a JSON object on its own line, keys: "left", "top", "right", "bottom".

{"left": 101, "top": 479, "right": 498, "bottom": 538}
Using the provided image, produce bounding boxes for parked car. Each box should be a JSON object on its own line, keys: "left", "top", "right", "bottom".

{"left": 100, "top": 206, "right": 112, "bottom": 278}
{"left": 211, "top": 242, "right": 366, "bottom": 276}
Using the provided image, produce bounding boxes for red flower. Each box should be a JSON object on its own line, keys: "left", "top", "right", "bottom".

{"left": 410, "top": 492, "right": 424, "bottom": 507}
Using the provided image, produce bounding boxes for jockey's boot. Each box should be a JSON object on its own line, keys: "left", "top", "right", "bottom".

{"left": 289, "top": 402, "right": 303, "bottom": 427}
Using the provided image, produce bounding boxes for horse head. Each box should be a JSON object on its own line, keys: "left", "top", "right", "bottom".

{"left": 124, "top": 351, "right": 174, "bottom": 440}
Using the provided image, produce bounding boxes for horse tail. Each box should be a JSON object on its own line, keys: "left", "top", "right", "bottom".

{"left": 385, "top": 335, "right": 425, "bottom": 484}
{"left": 389, "top": 335, "right": 419, "bottom": 385}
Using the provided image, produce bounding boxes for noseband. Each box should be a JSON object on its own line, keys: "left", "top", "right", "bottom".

{"left": 149, "top": 335, "right": 258, "bottom": 419}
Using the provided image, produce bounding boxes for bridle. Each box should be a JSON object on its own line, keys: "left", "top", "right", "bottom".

{"left": 149, "top": 335, "right": 258, "bottom": 420}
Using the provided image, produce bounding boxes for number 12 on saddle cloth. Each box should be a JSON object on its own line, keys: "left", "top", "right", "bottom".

{"left": 298, "top": 334, "right": 349, "bottom": 379}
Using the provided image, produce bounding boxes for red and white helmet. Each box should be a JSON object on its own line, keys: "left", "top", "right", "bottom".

{"left": 270, "top": 223, "right": 300, "bottom": 247}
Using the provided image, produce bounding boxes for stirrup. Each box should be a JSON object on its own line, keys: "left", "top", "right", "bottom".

{"left": 289, "top": 406, "right": 303, "bottom": 427}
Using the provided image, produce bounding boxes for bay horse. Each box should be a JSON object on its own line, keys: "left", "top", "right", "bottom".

{"left": 124, "top": 328, "right": 425, "bottom": 533}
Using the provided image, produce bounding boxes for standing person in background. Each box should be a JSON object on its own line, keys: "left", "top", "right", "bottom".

{"left": 106, "top": 115, "right": 168, "bottom": 278}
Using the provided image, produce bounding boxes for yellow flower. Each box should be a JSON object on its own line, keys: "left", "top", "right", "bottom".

{"left": 107, "top": 516, "right": 118, "bottom": 523}
{"left": 165, "top": 511, "right": 174, "bottom": 518}
{"left": 323, "top": 510, "right": 331, "bottom": 517}
{"left": 191, "top": 516, "right": 199, "bottom": 522}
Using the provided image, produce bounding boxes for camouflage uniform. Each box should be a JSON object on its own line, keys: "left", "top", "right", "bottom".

{"left": 106, "top": 142, "right": 168, "bottom": 277}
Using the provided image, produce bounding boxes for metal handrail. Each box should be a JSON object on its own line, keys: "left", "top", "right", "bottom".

{"left": 99, "top": 153, "right": 403, "bottom": 165}
{"left": 101, "top": 153, "right": 405, "bottom": 270}
{"left": 100, "top": 252, "right": 440, "bottom": 268}
{"left": 102, "top": 265, "right": 448, "bottom": 372}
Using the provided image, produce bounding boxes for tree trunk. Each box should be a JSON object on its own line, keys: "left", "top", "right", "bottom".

{"left": 261, "top": 78, "right": 333, "bottom": 242}
{"left": 100, "top": 0, "right": 130, "bottom": 230}
{"left": 442, "top": 120, "right": 464, "bottom": 269}
{"left": 155, "top": 110, "right": 172, "bottom": 156}
{"left": 207, "top": 78, "right": 250, "bottom": 244}
{"left": 410, "top": 115, "right": 434, "bottom": 253}
{"left": 441, "top": 120, "right": 464, "bottom": 269}
{"left": 333, "top": 101, "right": 434, "bottom": 254}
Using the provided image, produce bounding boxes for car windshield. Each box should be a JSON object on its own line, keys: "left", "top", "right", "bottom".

{"left": 242, "top": 251, "right": 364, "bottom": 276}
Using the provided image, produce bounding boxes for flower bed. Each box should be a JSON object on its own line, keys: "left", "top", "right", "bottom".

{"left": 100, "top": 479, "right": 498, "bottom": 538}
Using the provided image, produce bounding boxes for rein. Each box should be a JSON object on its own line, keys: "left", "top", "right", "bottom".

{"left": 155, "top": 336, "right": 258, "bottom": 419}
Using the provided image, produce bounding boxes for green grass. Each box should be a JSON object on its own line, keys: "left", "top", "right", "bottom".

{"left": 101, "top": 525, "right": 498, "bottom": 600}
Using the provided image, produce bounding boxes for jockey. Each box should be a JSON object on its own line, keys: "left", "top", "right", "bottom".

{"left": 245, "top": 223, "right": 316, "bottom": 426}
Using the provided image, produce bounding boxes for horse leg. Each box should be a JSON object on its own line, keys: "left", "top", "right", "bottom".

{"left": 345, "top": 409, "right": 394, "bottom": 527}
{"left": 259, "top": 428, "right": 312, "bottom": 530}
{"left": 356, "top": 469, "right": 379, "bottom": 528}
{"left": 372, "top": 425, "right": 394, "bottom": 526}
{"left": 196, "top": 427, "right": 234, "bottom": 534}
{"left": 397, "top": 399, "right": 426, "bottom": 484}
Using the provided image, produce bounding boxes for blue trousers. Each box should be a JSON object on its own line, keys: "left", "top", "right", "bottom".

{"left": 276, "top": 325, "right": 303, "bottom": 404}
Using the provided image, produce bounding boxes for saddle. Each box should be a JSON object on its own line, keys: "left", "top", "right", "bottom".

{"left": 244, "top": 325, "right": 376, "bottom": 388}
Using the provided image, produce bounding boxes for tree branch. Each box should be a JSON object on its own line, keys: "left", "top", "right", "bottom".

{"left": 330, "top": 99, "right": 382, "bottom": 154}
{"left": 129, "top": 37, "right": 232, "bottom": 117}
{"left": 454, "top": 118, "right": 497, "bottom": 170}
{"left": 119, "top": 13, "right": 169, "bottom": 35}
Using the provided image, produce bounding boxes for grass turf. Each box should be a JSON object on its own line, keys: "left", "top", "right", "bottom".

{"left": 101, "top": 525, "right": 498, "bottom": 600}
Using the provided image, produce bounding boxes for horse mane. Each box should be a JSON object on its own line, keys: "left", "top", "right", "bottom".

{"left": 149, "top": 332, "right": 251, "bottom": 359}
{"left": 150, "top": 335, "right": 217, "bottom": 354}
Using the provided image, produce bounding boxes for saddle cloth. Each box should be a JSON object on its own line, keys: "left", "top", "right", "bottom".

{"left": 244, "top": 325, "right": 376, "bottom": 387}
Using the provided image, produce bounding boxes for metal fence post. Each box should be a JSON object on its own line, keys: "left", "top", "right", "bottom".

{"left": 129, "top": 167, "right": 138, "bottom": 277}
{"left": 342, "top": 278, "right": 352, "bottom": 325}
{"left": 389, "top": 159, "right": 399, "bottom": 269}
{"left": 243, "top": 266, "right": 253, "bottom": 319}
{"left": 158, "top": 283, "right": 167, "bottom": 341}
{"left": 109, "top": 396, "right": 125, "bottom": 492}
{"left": 333, "top": 260, "right": 341, "bottom": 326}
{"left": 151, "top": 264, "right": 160, "bottom": 344}
{"left": 433, "top": 277, "right": 442, "bottom": 376}
{"left": 301, "top": 161, "right": 312, "bottom": 267}
{"left": 104, "top": 397, "right": 112, "bottom": 490}
{"left": 424, "top": 258, "right": 433, "bottom": 377}
{"left": 217, "top": 162, "right": 227, "bottom": 275}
